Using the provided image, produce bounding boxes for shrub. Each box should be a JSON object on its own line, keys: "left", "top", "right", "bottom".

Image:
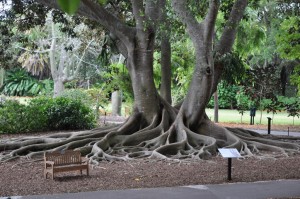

{"left": 278, "top": 96, "right": 300, "bottom": 125}
{"left": 60, "top": 89, "right": 93, "bottom": 107}
{"left": 235, "top": 87, "right": 253, "bottom": 123}
{"left": 0, "top": 100, "right": 47, "bottom": 133}
{"left": 208, "top": 82, "right": 239, "bottom": 109}
{"left": 43, "top": 97, "right": 96, "bottom": 130}
{"left": 0, "top": 97, "right": 96, "bottom": 134}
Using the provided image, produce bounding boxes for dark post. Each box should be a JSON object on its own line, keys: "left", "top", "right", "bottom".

{"left": 267, "top": 117, "right": 272, "bottom": 134}
{"left": 250, "top": 108, "right": 256, "bottom": 125}
{"left": 250, "top": 109, "right": 253, "bottom": 125}
{"left": 228, "top": 158, "right": 232, "bottom": 181}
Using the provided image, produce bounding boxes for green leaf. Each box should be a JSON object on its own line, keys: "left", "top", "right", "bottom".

{"left": 98, "top": 0, "right": 107, "bottom": 5}
{"left": 57, "top": 0, "right": 80, "bottom": 15}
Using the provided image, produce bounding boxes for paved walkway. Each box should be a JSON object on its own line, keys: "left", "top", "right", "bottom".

{"left": 250, "top": 129, "right": 300, "bottom": 137}
{"left": 4, "top": 180, "right": 300, "bottom": 199}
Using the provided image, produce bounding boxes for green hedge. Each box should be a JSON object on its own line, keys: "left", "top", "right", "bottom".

{"left": 0, "top": 97, "right": 96, "bottom": 134}
{"left": 0, "top": 100, "right": 47, "bottom": 133}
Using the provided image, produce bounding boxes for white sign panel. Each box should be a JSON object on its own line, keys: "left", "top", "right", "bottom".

{"left": 218, "top": 148, "right": 241, "bottom": 158}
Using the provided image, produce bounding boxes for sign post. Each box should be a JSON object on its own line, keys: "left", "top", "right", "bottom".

{"left": 228, "top": 158, "right": 232, "bottom": 180}
{"left": 218, "top": 148, "right": 241, "bottom": 181}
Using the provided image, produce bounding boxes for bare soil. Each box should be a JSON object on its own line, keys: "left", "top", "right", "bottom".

{"left": 0, "top": 121, "right": 300, "bottom": 197}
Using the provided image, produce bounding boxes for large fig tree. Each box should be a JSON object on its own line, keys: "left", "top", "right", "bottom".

{"left": 0, "top": 0, "right": 299, "bottom": 163}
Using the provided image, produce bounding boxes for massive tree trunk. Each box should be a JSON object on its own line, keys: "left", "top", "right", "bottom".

{"left": 159, "top": 0, "right": 172, "bottom": 104}
{"left": 126, "top": 30, "right": 160, "bottom": 124}
{"left": 172, "top": 0, "right": 217, "bottom": 129}
{"left": 1, "top": 0, "right": 300, "bottom": 163}
{"left": 160, "top": 35, "right": 172, "bottom": 104}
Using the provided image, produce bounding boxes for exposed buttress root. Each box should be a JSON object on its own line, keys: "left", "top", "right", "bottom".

{"left": 1, "top": 107, "right": 300, "bottom": 163}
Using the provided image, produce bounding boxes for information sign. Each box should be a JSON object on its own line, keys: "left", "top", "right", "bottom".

{"left": 218, "top": 148, "right": 241, "bottom": 158}
{"left": 218, "top": 148, "right": 241, "bottom": 181}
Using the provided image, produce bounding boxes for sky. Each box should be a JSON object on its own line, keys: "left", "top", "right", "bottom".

{"left": 0, "top": 0, "right": 12, "bottom": 16}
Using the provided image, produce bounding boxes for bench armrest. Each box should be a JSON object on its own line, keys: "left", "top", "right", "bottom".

{"left": 81, "top": 157, "right": 89, "bottom": 164}
{"left": 45, "top": 160, "right": 54, "bottom": 166}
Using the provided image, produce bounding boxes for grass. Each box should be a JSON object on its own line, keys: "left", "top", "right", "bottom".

{"left": 5, "top": 96, "right": 300, "bottom": 126}
{"left": 206, "top": 108, "right": 300, "bottom": 126}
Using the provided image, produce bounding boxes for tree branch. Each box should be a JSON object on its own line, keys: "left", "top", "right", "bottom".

{"left": 14, "top": 46, "right": 50, "bottom": 54}
{"left": 216, "top": 0, "right": 248, "bottom": 56}
{"left": 171, "top": 0, "right": 201, "bottom": 39}
{"left": 35, "top": 0, "right": 135, "bottom": 48}
{"left": 58, "top": 47, "right": 67, "bottom": 80}
{"left": 49, "top": 20, "right": 58, "bottom": 79}
{"left": 131, "top": 0, "right": 145, "bottom": 30}
{"left": 145, "top": 0, "right": 162, "bottom": 24}
{"left": 157, "top": 0, "right": 166, "bottom": 21}
{"left": 66, "top": 39, "right": 95, "bottom": 82}
{"left": 204, "top": 0, "right": 220, "bottom": 42}
{"left": 212, "top": 0, "right": 248, "bottom": 94}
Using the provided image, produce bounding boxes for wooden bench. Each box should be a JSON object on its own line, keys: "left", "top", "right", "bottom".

{"left": 44, "top": 150, "right": 89, "bottom": 180}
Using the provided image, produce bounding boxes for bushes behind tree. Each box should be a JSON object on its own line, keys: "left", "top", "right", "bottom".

{"left": 0, "top": 97, "right": 96, "bottom": 134}
{"left": 208, "top": 82, "right": 239, "bottom": 109}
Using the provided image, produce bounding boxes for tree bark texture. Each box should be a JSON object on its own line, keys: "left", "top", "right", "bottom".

{"left": 53, "top": 78, "right": 64, "bottom": 97}
{"left": 172, "top": 0, "right": 219, "bottom": 129}
{"left": 159, "top": 0, "right": 172, "bottom": 104}
{"left": 214, "top": 91, "right": 219, "bottom": 123}
{"left": 0, "top": 68, "right": 4, "bottom": 88}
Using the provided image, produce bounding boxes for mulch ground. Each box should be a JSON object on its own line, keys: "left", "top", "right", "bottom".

{"left": 0, "top": 121, "right": 300, "bottom": 197}
{"left": 1, "top": 154, "right": 300, "bottom": 197}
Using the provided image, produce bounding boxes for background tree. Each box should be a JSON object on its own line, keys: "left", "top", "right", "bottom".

{"left": 237, "top": 0, "right": 299, "bottom": 97}
{"left": 16, "top": 12, "right": 105, "bottom": 97}
{"left": 277, "top": 16, "right": 300, "bottom": 94}
{"left": 242, "top": 65, "right": 282, "bottom": 123}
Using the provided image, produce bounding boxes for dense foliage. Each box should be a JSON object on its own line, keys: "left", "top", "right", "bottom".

{"left": 208, "top": 82, "right": 239, "bottom": 109}
{"left": 0, "top": 97, "right": 96, "bottom": 133}
{"left": 0, "top": 100, "right": 47, "bottom": 133}
{"left": 0, "top": 68, "right": 53, "bottom": 96}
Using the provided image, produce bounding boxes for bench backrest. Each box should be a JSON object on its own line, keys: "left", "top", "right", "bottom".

{"left": 44, "top": 150, "right": 82, "bottom": 166}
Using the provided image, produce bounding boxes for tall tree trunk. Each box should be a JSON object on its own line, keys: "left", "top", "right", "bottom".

{"left": 126, "top": 31, "right": 160, "bottom": 124}
{"left": 159, "top": 0, "right": 172, "bottom": 104}
{"left": 214, "top": 91, "right": 219, "bottom": 123}
{"left": 172, "top": 0, "right": 218, "bottom": 129}
{"left": 0, "top": 68, "right": 4, "bottom": 88}
{"left": 53, "top": 78, "right": 65, "bottom": 97}
{"left": 160, "top": 36, "right": 172, "bottom": 104}
{"left": 112, "top": 90, "right": 122, "bottom": 116}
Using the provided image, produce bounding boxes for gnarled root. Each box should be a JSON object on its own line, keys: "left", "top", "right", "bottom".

{"left": 1, "top": 107, "right": 300, "bottom": 163}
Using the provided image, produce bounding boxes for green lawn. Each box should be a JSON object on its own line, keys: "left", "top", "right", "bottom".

{"left": 5, "top": 96, "right": 300, "bottom": 126}
{"left": 206, "top": 108, "right": 300, "bottom": 125}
